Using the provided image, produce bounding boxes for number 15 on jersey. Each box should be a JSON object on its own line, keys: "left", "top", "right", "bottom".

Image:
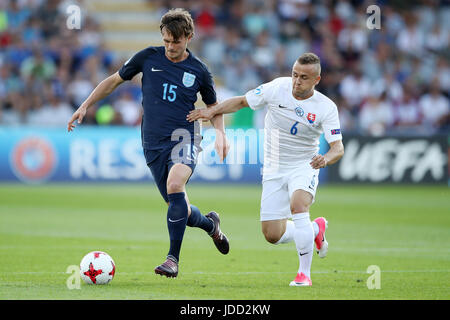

{"left": 162, "top": 83, "right": 177, "bottom": 102}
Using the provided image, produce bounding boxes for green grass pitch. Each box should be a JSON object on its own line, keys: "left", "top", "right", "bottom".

{"left": 0, "top": 183, "right": 449, "bottom": 300}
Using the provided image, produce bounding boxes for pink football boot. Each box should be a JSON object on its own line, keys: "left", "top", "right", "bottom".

{"left": 289, "top": 272, "right": 312, "bottom": 287}
{"left": 314, "top": 217, "right": 328, "bottom": 258}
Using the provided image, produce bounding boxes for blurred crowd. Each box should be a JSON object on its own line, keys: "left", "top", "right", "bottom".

{"left": 0, "top": 0, "right": 449, "bottom": 136}
{"left": 0, "top": 0, "right": 142, "bottom": 128}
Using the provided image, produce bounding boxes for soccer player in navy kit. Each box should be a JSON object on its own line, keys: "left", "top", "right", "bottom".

{"left": 68, "top": 8, "right": 230, "bottom": 278}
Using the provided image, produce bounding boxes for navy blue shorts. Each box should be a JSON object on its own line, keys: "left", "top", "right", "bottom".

{"left": 144, "top": 141, "right": 201, "bottom": 203}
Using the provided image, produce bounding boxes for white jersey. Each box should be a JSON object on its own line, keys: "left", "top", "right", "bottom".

{"left": 245, "top": 77, "right": 342, "bottom": 174}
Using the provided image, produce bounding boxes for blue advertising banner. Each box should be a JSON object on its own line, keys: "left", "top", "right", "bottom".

{"left": 0, "top": 126, "right": 329, "bottom": 184}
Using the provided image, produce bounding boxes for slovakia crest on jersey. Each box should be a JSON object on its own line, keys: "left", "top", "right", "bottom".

{"left": 295, "top": 107, "right": 304, "bottom": 118}
{"left": 307, "top": 113, "right": 316, "bottom": 124}
{"left": 182, "top": 72, "right": 196, "bottom": 87}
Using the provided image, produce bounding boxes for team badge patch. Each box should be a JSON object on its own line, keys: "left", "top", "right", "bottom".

{"left": 295, "top": 107, "right": 304, "bottom": 118}
{"left": 182, "top": 72, "right": 196, "bottom": 87}
{"left": 307, "top": 113, "right": 316, "bottom": 124}
{"left": 331, "top": 129, "right": 341, "bottom": 135}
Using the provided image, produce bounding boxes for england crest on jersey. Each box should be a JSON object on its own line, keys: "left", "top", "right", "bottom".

{"left": 182, "top": 72, "right": 196, "bottom": 87}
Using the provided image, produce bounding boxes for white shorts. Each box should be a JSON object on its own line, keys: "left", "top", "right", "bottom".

{"left": 260, "top": 163, "right": 319, "bottom": 222}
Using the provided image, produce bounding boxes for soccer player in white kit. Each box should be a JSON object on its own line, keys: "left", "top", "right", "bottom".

{"left": 187, "top": 53, "right": 344, "bottom": 286}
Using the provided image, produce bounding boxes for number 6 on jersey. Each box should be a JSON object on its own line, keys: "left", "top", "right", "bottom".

{"left": 290, "top": 121, "right": 299, "bottom": 135}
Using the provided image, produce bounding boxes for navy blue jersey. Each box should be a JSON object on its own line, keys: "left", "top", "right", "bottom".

{"left": 118, "top": 46, "right": 217, "bottom": 150}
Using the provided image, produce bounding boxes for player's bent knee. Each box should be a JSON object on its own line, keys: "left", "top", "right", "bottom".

{"left": 166, "top": 180, "right": 185, "bottom": 194}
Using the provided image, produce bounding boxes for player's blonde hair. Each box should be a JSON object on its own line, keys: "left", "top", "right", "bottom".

{"left": 160, "top": 8, "right": 195, "bottom": 40}
{"left": 297, "top": 53, "right": 321, "bottom": 75}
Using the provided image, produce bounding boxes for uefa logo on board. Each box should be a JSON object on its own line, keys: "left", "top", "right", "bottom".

{"left": 10, "top": 137, "right": 57, "bottom": 183}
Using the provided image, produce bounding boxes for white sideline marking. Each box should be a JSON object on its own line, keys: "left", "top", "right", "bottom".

{"left": 3, "top": 270, "right": 449, "bottom": 275}
{"left": 0, "top": 244, "right": 448, "bottom": 253}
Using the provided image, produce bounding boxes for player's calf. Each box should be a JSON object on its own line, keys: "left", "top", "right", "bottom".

{"left": 262, "top": 229, "right": 283, "bottom": 244}
{"left": 264, "top": 235, "right": 280, "bottom": 244}
{"left": 261, "top": 219, "right": 292, "bottom": 244}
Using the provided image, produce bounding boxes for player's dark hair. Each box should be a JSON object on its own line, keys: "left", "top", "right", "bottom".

{"left": 297, "top": 53, "right": 321, "bottom": 75}
{"left": 160, "top": 8, "right": 195, "bottom": 40}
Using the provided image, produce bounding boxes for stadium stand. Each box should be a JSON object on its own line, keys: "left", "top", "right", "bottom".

{"left": 0, "top": 0, "right": 448, "bottom": 135}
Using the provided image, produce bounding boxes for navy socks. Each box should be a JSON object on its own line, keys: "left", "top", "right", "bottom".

{"left": 166, "top": 193, "right": 215, "bottom": 262}
{"left": 167, "top": 192, "right": 189, "bottom": 262}
{"left": 187, "top": 204, "right": 214, "bottom": 234}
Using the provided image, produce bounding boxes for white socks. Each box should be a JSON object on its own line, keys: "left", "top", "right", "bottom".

{"left": 292, "top": 212, "right": 314, "bottom": 278}
{"left": 275, "top": 218, "right": 319, "bottom": 245}
{"left": 275, "top": 220, "right": 295, "bottom": 244}
{"left": 273, "top": 216, "right": 319, "bottom": 279}
{"left": 312, "top": 220, "right": 319, "bottom": 238}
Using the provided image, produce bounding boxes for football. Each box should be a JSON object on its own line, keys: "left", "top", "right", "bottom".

{"left": 79, "top": 251, "right": 116, "bottom": 285}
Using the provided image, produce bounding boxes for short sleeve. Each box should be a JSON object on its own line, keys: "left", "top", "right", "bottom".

{"left": 200, "top": 66, "right": 217, "bottom": 105}
{"left": 118, "top": 48, "right": 151, "bottom": 81}
{"left": 322, "top": 105, "right": 343, "bottom": 143}
{"left": 244, "top": 79, "right": 278, "bottom": 110}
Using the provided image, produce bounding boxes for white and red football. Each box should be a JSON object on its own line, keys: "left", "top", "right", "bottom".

{"left": 80, "top": 251, "right": 116, "bottom": 285}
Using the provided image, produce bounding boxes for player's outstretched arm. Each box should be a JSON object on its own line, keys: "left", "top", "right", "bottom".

{"left": 67, "top": 72, "right": 125, "bottom": 132}
{"left": 310, "top": 140, "right": 344, "bottom": 169}
{"left": 205, "top": 102, "right": 230, "bottom": 162}
{"left": 186, "top": 96, "right": 249, "bottom": 122}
